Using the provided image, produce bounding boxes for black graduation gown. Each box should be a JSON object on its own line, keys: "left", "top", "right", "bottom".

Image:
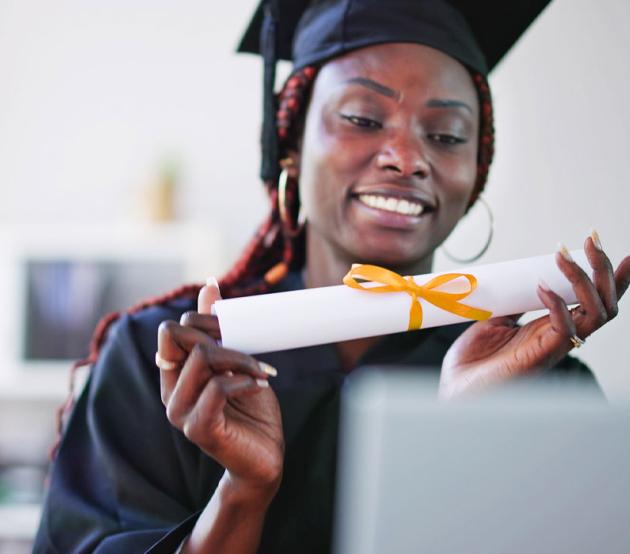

{"left": 33, "top": 273, "right": 597, "bottom": 553}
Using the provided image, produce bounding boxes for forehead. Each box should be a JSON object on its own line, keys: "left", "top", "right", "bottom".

{"left": 312, "top": 42, "right": 478, "bottom": 108}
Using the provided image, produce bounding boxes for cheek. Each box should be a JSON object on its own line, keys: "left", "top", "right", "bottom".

{"left": 298, "top": 118, "right": 374, "bottom": 219}
{"left": 298, "top": 137, "right": 338, "bottom": 221}
{"left": 433, "top": 153, "right": 478, "bottom": 212}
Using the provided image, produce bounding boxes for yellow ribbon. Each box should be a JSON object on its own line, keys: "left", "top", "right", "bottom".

{"left": 343, "top": 264, "right": 493, "bottom": 330}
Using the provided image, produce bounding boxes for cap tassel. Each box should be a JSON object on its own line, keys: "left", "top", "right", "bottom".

{"left": 260, "top": 0, "right": 279, "bottom": 183}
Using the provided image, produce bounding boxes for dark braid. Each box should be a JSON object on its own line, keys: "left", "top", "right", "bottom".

{"left": 53, "top": 65, "right": 494, "bottom": 455}
{"left": 469, "top": 72, "right": 495, "bottom": 207}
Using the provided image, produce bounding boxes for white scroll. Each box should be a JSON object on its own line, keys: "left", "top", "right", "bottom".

{"left": 214, "top": 250, "right": 592, "bottom": 355}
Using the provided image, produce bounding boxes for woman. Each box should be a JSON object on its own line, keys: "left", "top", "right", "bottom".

{"left": 34, "top": 0, "right": 630, "bottom": 552}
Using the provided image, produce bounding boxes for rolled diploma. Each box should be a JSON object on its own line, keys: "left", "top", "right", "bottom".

{"left": 215, "top": 250, "right": 593, "bottom": 355}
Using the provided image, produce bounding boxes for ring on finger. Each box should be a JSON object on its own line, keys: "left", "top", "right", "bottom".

{"left": 569, "top": 335, "right": 585, "bottom": 349}
{"left": 155, "top": 352, "right": 180, "bottom": 371}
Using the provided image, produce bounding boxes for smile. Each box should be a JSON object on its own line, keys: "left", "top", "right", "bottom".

{"left": 357, "top": 194, "right": 425, "bottom": 216}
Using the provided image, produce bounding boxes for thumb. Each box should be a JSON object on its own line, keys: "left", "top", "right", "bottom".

{"left": 198, "top": 276, "right": 222, "bottom": 315}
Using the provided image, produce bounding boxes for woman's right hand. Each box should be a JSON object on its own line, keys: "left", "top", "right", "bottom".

{"left": 156, "top": 281, "right": 284, "bottom": 498}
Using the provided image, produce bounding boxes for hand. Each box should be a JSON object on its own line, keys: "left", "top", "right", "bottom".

{"left": 439, "top": 234, "right": 630, "bottom": 399}
{"left": 156, "top": 280, "right": 284, "bottom": 494}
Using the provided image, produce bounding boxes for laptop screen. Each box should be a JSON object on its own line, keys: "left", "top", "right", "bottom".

{"left": 334, "top": 370, "right": 629, "bottom": 554}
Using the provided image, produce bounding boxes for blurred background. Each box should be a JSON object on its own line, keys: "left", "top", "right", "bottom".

{"left": 0, "top": 0, "right": 628, "bottom": 551}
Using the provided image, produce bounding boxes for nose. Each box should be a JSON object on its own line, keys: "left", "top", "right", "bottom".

{"left": 376, "top": 128, "right": 430, "bottom": 178}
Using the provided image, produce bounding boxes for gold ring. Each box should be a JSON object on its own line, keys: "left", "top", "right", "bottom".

{"left": 155, "top": 352, "right": 180, "bottom": 371}
{"left": 569, "top": 335, "right": 585, "bottom": 349}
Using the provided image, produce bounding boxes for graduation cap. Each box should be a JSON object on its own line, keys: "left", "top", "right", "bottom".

{"left": 238, "top": 0, "right": 552, "bottom": 182}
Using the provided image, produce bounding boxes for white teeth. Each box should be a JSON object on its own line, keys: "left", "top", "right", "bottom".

{"left": 357, "top": 194, "right": 425, "bottom": 216}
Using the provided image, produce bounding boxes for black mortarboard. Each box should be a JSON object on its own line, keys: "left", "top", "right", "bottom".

{"left": 238, "top": 0, "right": 552, "bottom": 182}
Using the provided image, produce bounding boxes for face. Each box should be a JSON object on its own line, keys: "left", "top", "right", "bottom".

{"left": 295, "top": 42, "right": 480, "bottom": 269}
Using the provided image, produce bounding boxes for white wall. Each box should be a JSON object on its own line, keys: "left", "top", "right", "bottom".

{"left": 0, "top": 0, "right": 266, "bottom": 255}
{"left": 0, "top": 0, "right": 628, "bottom": 397}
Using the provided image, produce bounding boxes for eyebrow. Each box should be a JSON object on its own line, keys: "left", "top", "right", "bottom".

{"left": 345, "top": 77, "right": 473, "bottom": 114}
{"left": 345, "top": 77, "right": 399, "bottom": 99}
{"left": 426, "top": 98, "right": 473, "bottom": 114}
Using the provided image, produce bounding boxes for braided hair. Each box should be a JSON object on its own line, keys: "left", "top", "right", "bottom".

{"left": 52, "top": 64, "right": 495, "bottom": 455}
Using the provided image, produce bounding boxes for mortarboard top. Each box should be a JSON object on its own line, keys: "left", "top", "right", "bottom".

{"left": 238, "top": 0, "right": 552, "bottom": 181}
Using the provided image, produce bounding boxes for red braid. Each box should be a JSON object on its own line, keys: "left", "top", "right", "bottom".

{"left": 53, "top": 65, "right": 495, "bottom": 456}
{"left": 469, "top": 72, "right": 495, "bottom": 208}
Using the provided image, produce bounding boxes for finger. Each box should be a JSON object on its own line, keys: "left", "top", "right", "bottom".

{"left": 556, "top": 245, "right": 608, "bottom": 336}
{"left": 165, "top": 342, "right": 267, "bottom": 424}
{"left": 159, "top": 364, "right": 180, "bottom": 409}
{"left": 155, "top": 352, "right": 179, "bottom": 371}
{"left": 157, "top": 320, "right": 188, "bottom": 365}
{"left": 157, "top": 320, "right": 190, "bottom": 399}
{"left": 474, "top": 314, "right": 522, "bottom": 331}
{"left": 164, "top": 344, "right": 212, "bottom": 422}
{"left": 157, "top": 321, "right": 217, "bottom": 400}
{"left": 220, "top": 374, "right": 270, "bottom": 397}
{"left": 179, "top": 311, "right": 221, "bottom": 339}
{"left": 182, "top": 374, "right": 268, "bottom": 447}
{"left": 204, "top": 345, "right": 277, "bottom": 380}
{"left": 158, "top": 320, "right": 216, "bottom": 360}
{"left": 584, "top": 232, "right": 618, "bottom": 319}
{"left": 537, "top": 283, "right": 576, "bottom": 345}
{"left": 495, "top": 313, "right": 524, "bottom": 327}
{"left": 198, "top": 277, "right": 222, "bottom": 316}
{"left": 614, "top": 255, "right": 630, "bottom": 300}
{"left": 201, "top": 374, "right": 267, "bottom": 416}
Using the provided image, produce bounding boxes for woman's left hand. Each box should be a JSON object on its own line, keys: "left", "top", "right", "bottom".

{"left": 439, "top": 234, "right": 630, "bottom": 399}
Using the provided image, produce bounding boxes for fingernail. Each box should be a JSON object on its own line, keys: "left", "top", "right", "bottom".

{"left": 557, "top": 242, "right": 574, "bottom": 262}
{"left": 538, "top": 278, "right": 551, "bottom": 292}
{"left": 256, "top": 378, "right": 269, "bottom": 388}
{"left": 206, "top": 276, "right": 220, "bottom": 289}
{"left": 155, "top": 352, "right": 178, "bottom": 371}
{"left": 590, "top": 228, "right": 603, "bottom": 251}
{"left": 258, "top": 361, "right": 278, "bottom": 377}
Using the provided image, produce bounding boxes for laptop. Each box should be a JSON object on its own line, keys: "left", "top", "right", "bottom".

{"left": 334, "top": 370, "right": 630, "bottom": 554}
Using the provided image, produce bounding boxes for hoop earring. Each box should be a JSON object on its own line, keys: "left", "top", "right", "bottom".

{"left": 441, "top": 196, "right": 494, "bottom": 264}
{"left": 278, "top": 167, "right": 306, "bottom": 238}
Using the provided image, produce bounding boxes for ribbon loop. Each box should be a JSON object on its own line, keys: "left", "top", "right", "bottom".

{"left": 343, "top": 264, "right": 492, "bottom": 330}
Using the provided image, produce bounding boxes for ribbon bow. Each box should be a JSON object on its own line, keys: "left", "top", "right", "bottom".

{"left": 343, "top": 264, "right": 493, "bottom": 330}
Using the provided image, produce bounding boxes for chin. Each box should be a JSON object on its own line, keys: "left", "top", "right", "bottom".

{"left": 339, "top": 211, "right": 442, "bottom": 268}
{"left": 346, "top": 235, "right": 432, "bottom": 269}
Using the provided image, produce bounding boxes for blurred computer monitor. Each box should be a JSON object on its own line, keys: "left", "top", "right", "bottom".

{"left": 334, "top": 370, "right": 630, "bottom": 554}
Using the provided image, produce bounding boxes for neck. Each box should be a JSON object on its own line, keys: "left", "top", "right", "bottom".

{"left": 303, "top": 227, "right": 434, "bottom": 289}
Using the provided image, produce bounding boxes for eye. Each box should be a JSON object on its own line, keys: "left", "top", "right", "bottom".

{"left": 339, "top": 114, "right": 382, "bottom": 130}
{"left": 428, "top": 133, "right": 467, "bottom": 145}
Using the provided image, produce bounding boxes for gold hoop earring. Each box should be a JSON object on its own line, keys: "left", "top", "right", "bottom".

{"left": 441, "top": 195, "right": 494, "bottom": 264}
{"left": 278, "top": 167, "right": 306, "bottom": 238}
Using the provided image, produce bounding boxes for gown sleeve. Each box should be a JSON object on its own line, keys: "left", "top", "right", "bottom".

{"left": 33, "top": 304, "right": 223, "bottom": 553}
